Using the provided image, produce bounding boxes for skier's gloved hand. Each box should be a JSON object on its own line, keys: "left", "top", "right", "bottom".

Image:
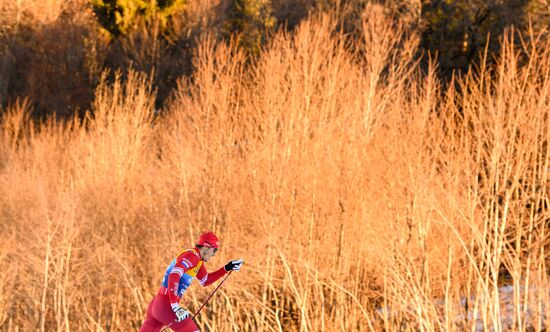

{"left": 171, "top": 303, "right": 190, "bottom": 322}
{"left": 224, "top": 259, "right": 244, "bottom": 271}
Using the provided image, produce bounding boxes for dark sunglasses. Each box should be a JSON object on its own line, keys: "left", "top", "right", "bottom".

{"left": 205, "top": 242, "right": 218, "bottom": 253}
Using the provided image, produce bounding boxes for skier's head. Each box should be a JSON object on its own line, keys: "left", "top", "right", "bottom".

{"left": 196, "top": 231, "right": 219, "bottom": 262}
{"left": 197, "top": 231, "right": 219, "bottom": 248}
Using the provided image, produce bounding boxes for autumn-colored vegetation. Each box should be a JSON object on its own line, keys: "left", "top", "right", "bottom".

{"left": 0, "top": 0, "right": 549, "bottom": 331}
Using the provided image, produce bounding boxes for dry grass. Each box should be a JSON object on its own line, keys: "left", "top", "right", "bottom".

{"left": 0, "top": 4, "right": 549, "bottom": 332}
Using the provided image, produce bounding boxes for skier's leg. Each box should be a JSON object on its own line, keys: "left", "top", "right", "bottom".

{"left": 139, "top": 316, "right": 164, "bottom": 332}
{"left": 170, "top": 317, "right": 200, "bottom": 332}
{"left": 146, "top": 293, "right": 200, "bottom": 331}
{"left": 150, "top": 293, "right": 179, "bottom": 324}
{"left": 139, "top": 296, "right": 165, "bottom": 332}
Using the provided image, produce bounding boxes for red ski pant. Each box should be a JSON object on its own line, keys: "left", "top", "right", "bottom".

{"left": 139, "top": 292, "right": 200, "bottom": 332}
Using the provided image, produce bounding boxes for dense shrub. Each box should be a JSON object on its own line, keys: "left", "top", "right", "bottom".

{"left": 90, "top": 0, "right": 187, "bottom": 38}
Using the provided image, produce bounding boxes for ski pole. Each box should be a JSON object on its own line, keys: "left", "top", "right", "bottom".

{"left": 160, "top": 271, "right": 233, "bottom": 332}
{"left": 161, "top": 323, "right": 172, "bottom": 332}
{"left": 192, "top": 270, "right": 233, "bottom": 319}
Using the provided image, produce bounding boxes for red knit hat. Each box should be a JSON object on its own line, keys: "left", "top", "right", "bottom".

{"left": 197, "top": 232, "right": 220, "bottom": 249}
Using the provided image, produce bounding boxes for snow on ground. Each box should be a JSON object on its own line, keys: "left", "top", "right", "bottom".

{"left": 377, "top": 284, "right": 549, "bottom": 331}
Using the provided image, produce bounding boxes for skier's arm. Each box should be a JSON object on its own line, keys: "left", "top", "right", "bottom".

{"left": 167, "top": 255, "right": 197, "bottom": 305}
{"left": 196, "top": 264, "right": 227, "bottom": 287}
{"left": 167, "top": 271, "right": 182, "bottom": 304}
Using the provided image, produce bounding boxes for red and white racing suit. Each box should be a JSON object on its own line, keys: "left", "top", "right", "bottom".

{"left": 139, "top": 247, "right": 227, "bottom": 332}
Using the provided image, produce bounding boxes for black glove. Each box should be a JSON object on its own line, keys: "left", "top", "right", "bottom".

{"left": 224, "top": 259, "right": 244, "bottom": 271}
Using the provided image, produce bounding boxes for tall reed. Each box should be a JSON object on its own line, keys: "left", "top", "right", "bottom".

{"left": 0, "top": 5, "right": 548, "bottom": 332}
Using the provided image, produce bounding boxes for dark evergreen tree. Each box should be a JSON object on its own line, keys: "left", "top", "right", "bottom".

{"left": 91, "top": 0, "right": 187, "bottom": 38}
{"left": 223, "top": 0, "right": 276, "bottom": 55}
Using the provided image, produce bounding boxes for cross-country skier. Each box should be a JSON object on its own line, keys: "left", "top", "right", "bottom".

{"left": 139, "top": 231, "right": 243, "bottom": 332}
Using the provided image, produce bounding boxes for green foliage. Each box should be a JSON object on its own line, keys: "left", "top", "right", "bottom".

{"left": 223, "top": 0, "right": 276, "bottom": 55}
{"left": 90, "top": 0, "right": 187, "bottom": 38}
